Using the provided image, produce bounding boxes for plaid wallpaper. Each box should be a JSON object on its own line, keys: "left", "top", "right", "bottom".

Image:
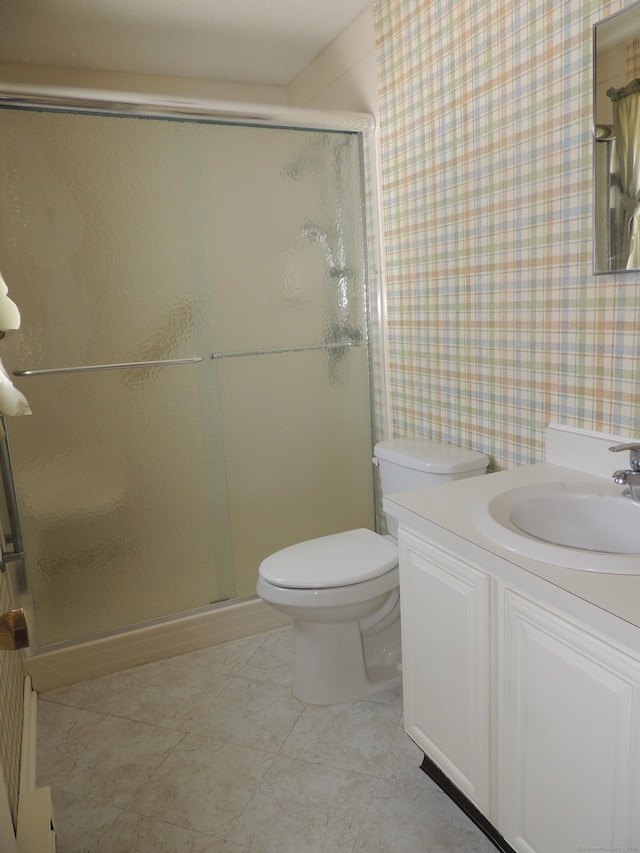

{"left": 374, "top": 0, "right": 640, "bottom": 469}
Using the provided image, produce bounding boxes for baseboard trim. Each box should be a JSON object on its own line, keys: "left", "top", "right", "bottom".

{"left": 25, "top": 597, "right": 291, "bottom": 692}
{"left": 419, "top": 752, "right": 515, "bottom": 853}
{"left": 17, "top": 675, "right": 56, "bottom": 851}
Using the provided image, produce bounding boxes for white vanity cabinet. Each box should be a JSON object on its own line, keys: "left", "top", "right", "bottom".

{"left": 399, "top": 529, "right": 492, "bottom": 812}
{"left": 399, "top": 525, "right": 640, "bottom": 853}
{"left": 497, "top": 587, "right": 640, "bottom": 852}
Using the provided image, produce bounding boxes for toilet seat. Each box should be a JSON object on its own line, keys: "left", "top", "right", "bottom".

{"left": 258, "top": 528, "right": 398, "bottom": 589}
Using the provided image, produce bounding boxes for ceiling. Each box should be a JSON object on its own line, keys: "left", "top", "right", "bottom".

{"left": 0, "top": 0, "right": 373, "bottom": 87}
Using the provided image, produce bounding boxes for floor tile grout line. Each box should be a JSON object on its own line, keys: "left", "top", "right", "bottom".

{"left": 111, "top": 727, "right": 191, "bottom": 822}
{"left": 39, "top": 694, "right": 201, "bottom": 736}
{"left": 222, "top": 750, "right": 279, "bottom": 847}
{"left": 349, "top": 777, "right": 382, "bottom": 853}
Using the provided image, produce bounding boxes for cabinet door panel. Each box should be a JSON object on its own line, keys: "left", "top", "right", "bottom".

{"left": 400, "top": 531, "right": 491, "bottom": 810}
{"left": 500, "top": 589, "right": 640, "bottom": 852}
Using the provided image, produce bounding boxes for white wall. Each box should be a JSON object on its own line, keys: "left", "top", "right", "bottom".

{"left": 0, "top": 61, "right": 288, "bottom": 106}
{"left": 286, "top": 8, "right": 379, "bottom": 117}
{"left": 0, "top": 7, "right": 379, "bottom": 116}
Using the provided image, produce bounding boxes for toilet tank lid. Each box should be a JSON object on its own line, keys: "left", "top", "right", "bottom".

{"left": 258, "top": 528, "right": 398, "bottom": 588}
{"left": 374, "top": 438, "right": 489, "bottom": 473}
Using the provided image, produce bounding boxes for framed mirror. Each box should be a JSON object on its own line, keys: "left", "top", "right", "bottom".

{"left": 594, "top": 1, "right": 640, "bottom": 273}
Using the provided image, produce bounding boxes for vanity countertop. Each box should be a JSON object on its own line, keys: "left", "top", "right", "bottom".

{"left": 384, "top": 462, "right": 640, "bottom": 632}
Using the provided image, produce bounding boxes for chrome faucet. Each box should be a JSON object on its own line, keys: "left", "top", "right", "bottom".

{"left": 609, "top": 442, "right": 640, "bottom": 503}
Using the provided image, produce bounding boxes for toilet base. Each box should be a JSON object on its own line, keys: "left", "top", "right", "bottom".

{"left": 292, "top": 617, "right": 402, "bottom": 705}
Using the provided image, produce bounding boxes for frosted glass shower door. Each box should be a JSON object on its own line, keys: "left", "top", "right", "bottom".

{"left": 0, "top": 107, "right": 375, "bottom": 648}
{"left": 200, "top": 125, "right": 374, "bottom": 597}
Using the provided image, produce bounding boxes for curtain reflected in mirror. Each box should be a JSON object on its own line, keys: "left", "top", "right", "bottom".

{"left": 608, "top": 82, "right": 640, "bottom": 269}
{"left": 594, "top": 1, "right": 640, "bottom": 272}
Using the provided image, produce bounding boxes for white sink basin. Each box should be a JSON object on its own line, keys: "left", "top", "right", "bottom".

{"left": 476, "top": 481, "right": 640, "bottom": 573}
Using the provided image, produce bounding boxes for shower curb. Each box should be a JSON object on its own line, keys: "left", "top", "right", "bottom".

{"left": 24, "top": 597, "right": 290, "bottom": 692}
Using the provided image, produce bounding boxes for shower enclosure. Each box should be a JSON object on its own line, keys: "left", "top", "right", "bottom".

{"left": 0, "top": 90, "right": 382, "bottom": 651}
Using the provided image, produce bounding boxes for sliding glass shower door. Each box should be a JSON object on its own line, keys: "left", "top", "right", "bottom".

{"left": 0, "top": 104, "right": 376, "bottom": 648}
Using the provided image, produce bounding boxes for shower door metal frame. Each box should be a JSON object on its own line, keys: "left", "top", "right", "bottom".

{"left": 0, "top": 83, "right": 374, "bottom": 131}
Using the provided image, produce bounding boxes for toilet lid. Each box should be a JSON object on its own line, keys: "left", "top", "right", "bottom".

{"left": 258, "top": 528, "right": 398, "bottom": 589}
{"left": 374, "top": 438, "right": 489, "bottom": 473}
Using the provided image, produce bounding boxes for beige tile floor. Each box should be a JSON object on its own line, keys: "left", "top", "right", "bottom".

{"left": 37, "top": 625, "right": 500, "bottom": 852}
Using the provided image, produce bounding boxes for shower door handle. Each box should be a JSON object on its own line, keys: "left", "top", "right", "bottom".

{"left": 13, "top": 356, "right": 203, "bottom": 377}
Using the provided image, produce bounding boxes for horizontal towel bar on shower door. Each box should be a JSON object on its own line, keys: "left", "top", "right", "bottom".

{"left": 210, "top": 341, "right": 360, "bottom": 360}
{"left": 13, "top": 356, "right": 204, "bottom": 377}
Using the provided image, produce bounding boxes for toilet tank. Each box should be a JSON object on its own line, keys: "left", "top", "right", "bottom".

{"left": 373, "top": 438, "right": 489, "bottom": 537}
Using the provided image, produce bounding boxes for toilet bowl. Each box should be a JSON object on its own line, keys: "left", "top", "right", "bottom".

{"left": 257, "top": 438, "right": 489, "bottom": 705}
{"left": 257, "top": 528, "right": 400, "bottom": 705}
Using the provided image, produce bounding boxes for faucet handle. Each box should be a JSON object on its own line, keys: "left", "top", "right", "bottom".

{"left": 609, "top": 442, "right": 640, "bottom": 471}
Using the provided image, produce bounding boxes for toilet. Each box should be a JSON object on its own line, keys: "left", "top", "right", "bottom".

{"left": 256, "top": 437, "right": 489, "bottom": 705}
